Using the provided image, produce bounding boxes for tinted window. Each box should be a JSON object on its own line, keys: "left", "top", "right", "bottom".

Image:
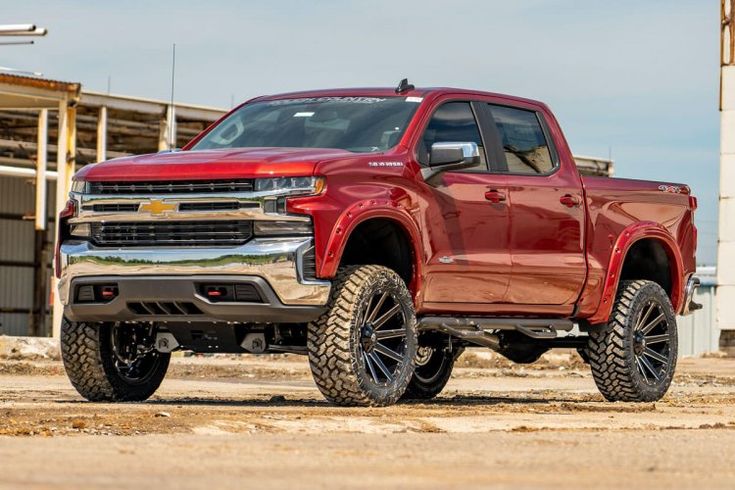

{"left": 487, "top": 105, "right": 555, "bottom": 174}
{"left": 420, "top": 102, "right": 486, "bottom": 170}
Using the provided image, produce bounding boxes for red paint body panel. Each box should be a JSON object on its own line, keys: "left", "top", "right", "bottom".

{"left": 73, "top": 147, "right": 356, "bottom": 181}
{"left": 577, "top": 176, "right": 695, "bottom": 321}
{"left": 71, "top": 87, "right": 697, "bottom": 322}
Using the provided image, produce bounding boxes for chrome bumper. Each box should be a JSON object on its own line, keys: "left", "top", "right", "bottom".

{"left": 681, "top": 275, "right": 702, "bottom": 316}
{"left": 58, "top": 237, "right": 331, "bottom": 307}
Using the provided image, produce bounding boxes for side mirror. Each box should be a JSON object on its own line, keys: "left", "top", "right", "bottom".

{"left": 429, "top": 142, "right": 480, "bottom": 167}
{"left": 422, "top": 142, "right": 480, "bottom": 182}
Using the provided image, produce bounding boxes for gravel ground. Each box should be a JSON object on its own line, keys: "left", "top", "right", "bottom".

{"left": 1, "top": 351, "right": 734, "bottom": 489}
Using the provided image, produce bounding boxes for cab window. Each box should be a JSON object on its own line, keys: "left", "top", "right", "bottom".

{"left": 419, "top": 102, "right": 487, "bottom": 171}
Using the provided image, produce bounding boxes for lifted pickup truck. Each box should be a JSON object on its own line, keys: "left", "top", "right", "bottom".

{"left": 56, "top": 81, "right": 699, "bottom": 406}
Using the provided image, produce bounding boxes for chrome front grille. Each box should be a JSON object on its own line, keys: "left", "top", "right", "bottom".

{"left": 87, "top": 179, "right": 254, "bottom": 194}
{"left": 85, "top": 203, "right": 139, "bottom": 212}
{"left": 178, "top": 202, "right": 244, "bottom": 211}
{"left": 90, "top": 220, "right": 253, "bottom": 247}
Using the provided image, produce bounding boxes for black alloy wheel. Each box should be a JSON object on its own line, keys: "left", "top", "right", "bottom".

{"left": 110, "top": 324, "right": 166, "bottom": 384}
{"left": 401, "top": 336, "right": 462, "bottom": 400}
{"left": 358, "top": 289, "right": 411, "bottom": 385}
{"left": 632, "top": 300, "right": 673, "bottom": 385}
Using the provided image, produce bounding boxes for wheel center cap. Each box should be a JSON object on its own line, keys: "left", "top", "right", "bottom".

{"left": 634, "top": 332, "right": 646, "bottom": 355}
{"left": 361, "top": 325, "right": 377, "bottom": 352}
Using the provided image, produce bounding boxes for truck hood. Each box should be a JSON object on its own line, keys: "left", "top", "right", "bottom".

{"left": 75, "top": 147, "right": 355, "bottom": 181}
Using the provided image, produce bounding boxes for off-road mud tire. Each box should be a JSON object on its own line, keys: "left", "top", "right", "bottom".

{"left": 61, "top": 318, "right": 170, "bottom": 402}
{"left": 587, "top": 280, "right": 677, "bottom": 402}
{"left": 307, "top": 265, "right": 417, "bottom": 406}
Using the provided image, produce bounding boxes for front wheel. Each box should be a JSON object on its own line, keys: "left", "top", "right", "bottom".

{"left": 587, "top": 280, "right": 678, "bottom": 402}
{"left": 61, "top": 319, "right": 170, "bottom": 402}
{"left": 307, "top": 265, "right": 417, "bottom": 406}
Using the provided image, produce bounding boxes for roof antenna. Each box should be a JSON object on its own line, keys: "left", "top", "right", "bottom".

{"left": 395, "top": 78, "right": 414, "bottom": 93}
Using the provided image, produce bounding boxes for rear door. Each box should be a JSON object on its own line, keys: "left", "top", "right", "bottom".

{"left": 480, "top": 102, "right": 586, "bottom": 306}
{"left": 417, "top": 99, "right": 512, "bottom": 307}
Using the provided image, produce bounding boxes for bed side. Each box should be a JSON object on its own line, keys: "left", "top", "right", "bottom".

{"left": 576, "top": 176, "right": 697, "bottom": 323}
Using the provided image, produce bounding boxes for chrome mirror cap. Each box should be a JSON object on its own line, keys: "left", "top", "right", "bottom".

{"left": 430, "top": 141, "right": 480, "bottom": 160}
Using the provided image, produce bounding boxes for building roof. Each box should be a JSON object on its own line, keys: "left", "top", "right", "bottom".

{"left": 0, "top": 72, "right": 81, "bottom": 109}
{"left": 0, "top": 72, "right": 80, "bottom": 94}
{"left": 81, "top": 90, "right": 225, "bottom": 121}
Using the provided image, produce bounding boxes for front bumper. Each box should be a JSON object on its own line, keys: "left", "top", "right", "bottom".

{"left": 58, "top": 237, "right": 331, "bottom": 323}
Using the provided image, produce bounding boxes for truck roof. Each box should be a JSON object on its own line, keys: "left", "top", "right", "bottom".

{"left": 253, "top": 87, "right": 545, "bottom": 108}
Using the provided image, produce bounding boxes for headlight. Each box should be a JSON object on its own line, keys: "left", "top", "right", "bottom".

{"left": 257, "top": 176, "right": 325, "bottom": 215}
{"left": 254, "top": 176, "right": 325, "bottom": 195}
{"left": 71, "top": 180, "right": 87, "bottom": 193}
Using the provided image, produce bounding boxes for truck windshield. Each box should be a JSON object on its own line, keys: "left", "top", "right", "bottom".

{"left": 191, "top": 96, "right": 420, "bottom": 153}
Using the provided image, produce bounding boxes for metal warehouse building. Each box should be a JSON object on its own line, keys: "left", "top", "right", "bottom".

{"left": 0, "top": 74, "right": 720, "bottom": 356}
{"left": 0, "top": 73, "right": 222, "bottom": 337}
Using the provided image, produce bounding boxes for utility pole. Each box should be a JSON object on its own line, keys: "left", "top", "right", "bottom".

{"left": 718, "top": 0, "right": 735, "bottom": 351}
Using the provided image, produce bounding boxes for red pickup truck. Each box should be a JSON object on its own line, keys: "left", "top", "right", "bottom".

{"left": 56, "top": 81, "right": 699, "bottom": 406}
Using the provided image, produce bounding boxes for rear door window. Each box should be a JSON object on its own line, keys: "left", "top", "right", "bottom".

{"left": 486, "top": 105, "right": 556, "bottom": 175}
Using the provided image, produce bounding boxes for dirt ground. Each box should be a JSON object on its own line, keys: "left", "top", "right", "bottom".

{"left": 1, "top": 350, "right": 735, "bottom": 489}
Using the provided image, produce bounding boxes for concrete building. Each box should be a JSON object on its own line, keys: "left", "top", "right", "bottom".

{"left": 718, "top": 0, "right": 735, "bottom": 351}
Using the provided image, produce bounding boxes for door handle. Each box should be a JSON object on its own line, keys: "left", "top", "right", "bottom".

{"left": 484, "top": 190, "right": 507, "bottom": 203}
{"left": 560, "top": 194, "right": 581, "bottom": 207}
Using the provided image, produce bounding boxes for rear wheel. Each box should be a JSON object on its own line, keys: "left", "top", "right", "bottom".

{"left": 307, "top": 265, "right": 417, "bottom": 406}
{"left": 587, "top": 280, "right": 677, "bottom": 402}
{"left": 402, "top": 338, "right": 462, "bottom": 400}
{"left": 61, "top": 319, "right": 170, "bottom": 402}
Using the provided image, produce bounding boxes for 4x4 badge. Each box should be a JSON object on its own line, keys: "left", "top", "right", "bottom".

{"left": 139, "top": 199, "right": 177, "bottom": 215}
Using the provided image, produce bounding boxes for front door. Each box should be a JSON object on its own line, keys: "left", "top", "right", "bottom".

{"left": 417, "top": 100, "right": 512, "bottom": 306}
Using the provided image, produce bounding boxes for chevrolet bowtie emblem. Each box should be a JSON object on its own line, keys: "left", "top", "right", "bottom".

{"left": 139, "top": 199, "right": 177, "bottom": 215}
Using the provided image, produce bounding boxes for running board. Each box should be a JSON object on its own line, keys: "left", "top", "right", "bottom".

{"left": 417, "top": 316, "right": 575, "bottom": 348}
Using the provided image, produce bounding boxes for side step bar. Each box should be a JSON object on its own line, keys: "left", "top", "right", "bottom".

{"left": 417, "top": 316, "right": 575, "bottom": 349}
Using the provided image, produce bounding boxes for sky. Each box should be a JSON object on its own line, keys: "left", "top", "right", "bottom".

{"left": 3, "top": 0, "right": 722, "bottom": 264}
